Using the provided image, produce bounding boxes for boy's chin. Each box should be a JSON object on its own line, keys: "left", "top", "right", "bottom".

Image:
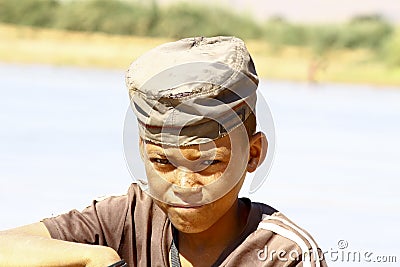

{"left": 169, "top": 213, "right": 215, "bottom": 234}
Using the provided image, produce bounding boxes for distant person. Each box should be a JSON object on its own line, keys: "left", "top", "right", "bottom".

{"left": 308, "top": 56, "right": 328, "bottom": 84}
{"left": 0, "top": 36, "right": 327, "bottom": 266}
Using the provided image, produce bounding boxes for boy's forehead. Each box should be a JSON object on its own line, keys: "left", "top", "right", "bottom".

{"left": 144, "top": 133, "right": 232, "bottom": 153}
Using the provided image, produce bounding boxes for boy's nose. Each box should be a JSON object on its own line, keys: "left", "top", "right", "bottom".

{"left": 175, "top": 167, "right": 199, "bottom": 188}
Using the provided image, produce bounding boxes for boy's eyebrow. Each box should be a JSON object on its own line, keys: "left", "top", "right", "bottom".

{"left": 198, "top": 150, "right": 229, "bottom": 159}
{"left": 146, "top": 151, "right": 167, "bottom": 157}
{"left": 145, "top": 147, "right": 230, "bottom": 160}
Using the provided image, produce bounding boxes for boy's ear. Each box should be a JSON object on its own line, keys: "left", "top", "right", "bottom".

{"left": 247, "top": 132, "right": 268, "bottom": 173}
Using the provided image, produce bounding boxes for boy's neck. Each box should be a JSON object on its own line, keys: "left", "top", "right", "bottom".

{"left": 176, "top": 199, "right": 249, "bottom": 266}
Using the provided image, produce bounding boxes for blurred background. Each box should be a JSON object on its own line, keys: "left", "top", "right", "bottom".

{"left": 0, "top": 1, "right": 399, "bottom": 266}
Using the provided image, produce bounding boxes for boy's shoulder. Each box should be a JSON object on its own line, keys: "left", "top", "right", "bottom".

{"left": 251, "top": 200, "right": 318, "bottom": 249}
{"left": 221, "top": 200, "right": 327, "bottom": 267}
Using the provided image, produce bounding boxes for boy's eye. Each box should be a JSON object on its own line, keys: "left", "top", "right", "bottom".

{"left": 151, "top": 158, "right": 170, "bottom": 165}
{"left": 201, "top": 159, "right": 221, "bottom": 166}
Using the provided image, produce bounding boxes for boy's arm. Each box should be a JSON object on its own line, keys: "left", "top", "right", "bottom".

{"left": 0, "top": 222, "right": 121, "bottom": 267}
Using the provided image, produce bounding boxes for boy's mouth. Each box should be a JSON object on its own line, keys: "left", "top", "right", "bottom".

{"left": 166, "top": 198, "right": 204, "bottom": 209}
{"left": 169, "top": 203, "right": 204, "bottom": 209}
{"left": 160, "top": 185, "right": 204, "bottom": 207}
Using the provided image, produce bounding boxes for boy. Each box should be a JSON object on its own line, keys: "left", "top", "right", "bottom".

{"left": 0, "top": 36, "right": 327, "bottom": 266}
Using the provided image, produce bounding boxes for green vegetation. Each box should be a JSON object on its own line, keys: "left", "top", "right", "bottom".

{"left": 381, "top": 29, "right": 400, "bottom": 67}
{"left": 0, "top": 0, "right": 261, "bottom": 39}
{"left": 263, "top": 15, "right": 394, "bottom": 55}
{"left": 0, "top": 0, "right": 393, "bottom": 42}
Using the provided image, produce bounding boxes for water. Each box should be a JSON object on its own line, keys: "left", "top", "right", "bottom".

{"left": 1, "top": 63, "right": 399, "bottom": 266}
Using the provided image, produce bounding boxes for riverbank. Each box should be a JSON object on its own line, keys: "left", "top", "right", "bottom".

{"left": 1, "top": 24, "right": 399, "bottom": 85}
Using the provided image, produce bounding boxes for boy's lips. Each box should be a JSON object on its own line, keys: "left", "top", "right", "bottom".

{"left": 165, "top": 197, "right": 205, "bottom": 209}
{"left": 169, "top": 203, "right": 204, "bottom": 209}
{"left": 165, "top": 185, "right": 204, "bottom": 206}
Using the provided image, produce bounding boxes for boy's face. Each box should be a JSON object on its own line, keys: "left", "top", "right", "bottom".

{"left": 139, "top": 127, "right": 266, "bottom": 233}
